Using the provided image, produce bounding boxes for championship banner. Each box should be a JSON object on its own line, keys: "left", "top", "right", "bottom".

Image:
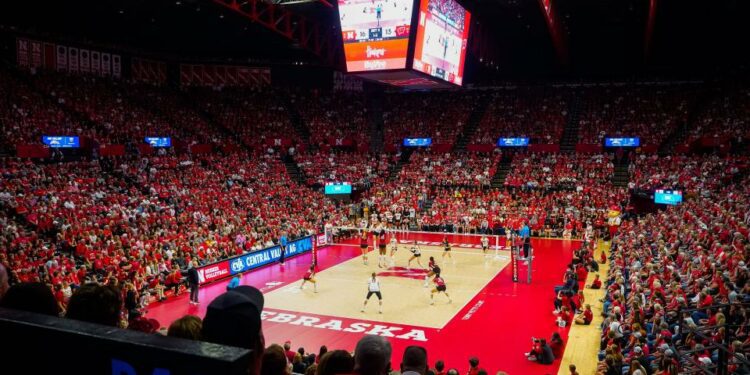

{"left": 101, "top": 53, "right": 111, "bottom": 76}
{"left": 30, "top": 41, "right": 43, "bottom": 68}
{"left": 56, "top": 45, "right": 68, "bottom": 72}
{"left": 79, "top": 49, "right": 90, "bottom": 73}
{"left": 90, "top": 51, "right": 100, "bottom": 75}
{"left": 68, "top": 47, "right": 79, "bottom": 73}
{"left": 16, "top": 39, "right": 29, "bottom": 67}
{"left": 112, "top": 55, "right": 121, "bottom": 78}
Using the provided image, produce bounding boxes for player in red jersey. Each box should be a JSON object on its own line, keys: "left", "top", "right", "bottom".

{"left": 299, "top": 264, "right": 317, "bottom": 293}
{"left": 424, "top": 256, "right": 441, "bottom": 287}
{"left": 377, "top": 226, "right": 388, "bottom": 268}
{"left": 430, "top": 274, "right": 452, "bottom": 305}
{"left": 359, "top": 230, "right": 369, "bottom": 265}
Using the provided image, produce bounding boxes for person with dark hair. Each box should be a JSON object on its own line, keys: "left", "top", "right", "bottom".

{"left": 467, "top": 357, "right": 479, "bottom": 375}
{"left": 318, "top": 345, "right": 328, "bottom": 364}
{"left": 284, "top": 340, "right": 296, "bottom": 363}
{"left": 353, "top": 335, "right": 392, "bottom": 375}
{"left": 525, "top": 338, "right": 554, "bottom": 365}
{"left": 66, "top": 283, "right": 122, "bottom": 327}
{"left": 316, "top": 350, "right": 354, "bottom": 375}
{"left": 201, "top": 285, "right": 265, "bottom": 375}
{"left": 434, "top": 360, "right": 446, "bottom": 375}
{"left": 167, "top": 315, "right": 202, "bottom": 340}
{"left": 400, "top": 346, "right": 428, "bottom": 375}
{"left": 262, "top": 344, "right": 290, "bottom": 375}
{"left": 0, "top": 282, "right": 59, "bottom": 316}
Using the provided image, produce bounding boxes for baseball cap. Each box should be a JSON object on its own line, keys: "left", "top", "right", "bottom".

{"left": 202, "top": 285, "right": 264, "bottom": 350}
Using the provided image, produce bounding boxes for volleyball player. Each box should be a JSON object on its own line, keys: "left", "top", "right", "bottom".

{"left": 359, "top": 230, "right": 369, "bottom": 265}
{"left": 441, "top": 236, "right": 453, "bottom": 263}
{"left": 377, "top": 226, "right": 388, "bottom": 268}
{"left": 430, "top": 274, "right": 452, "bottom": 305}
{"left": 389, "top": 234, "right": 398, "bottom": 267}
{"left": 481, "top": 234, "right": 490, "bottom": 256}
{"left": 407, "top": 240, "right": 424, "bottom": 269}
{"left": 299, "top": 264, "right": 317, "bottom": 293}
{"left": 362, "top": 272, "right": 382, "bottom": 314}
{"left": 423, "top": 256, "right": 441, "bottom": 288}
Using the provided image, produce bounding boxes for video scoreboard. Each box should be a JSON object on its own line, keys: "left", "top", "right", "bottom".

{"left": 337, "top": 0, "right": 471, "bottom": 87}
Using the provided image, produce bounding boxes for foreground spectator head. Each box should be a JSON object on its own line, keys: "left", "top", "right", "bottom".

{"left": 262, "top": 344, "right": 289, "bottom": 375}
{"left": 468, "top": 357, "right": 479, "bottom": 369}
{"left": 447, "top": 369, "right": 459, "bottom": 375}
{"left": 0, "top": 263, "right": 9, "bottom": 300}
{"left": 66, "top": 283, "right": 122, "bottom": 326}
{"left": 400, "top": 346, "right": 428, "bottom": 375}
{"left": 354, "top": 335, "right": 392, "bottom": 375}
{"left": 0, "top": 282, "right": 58, "bottom": 316}
{"left": 202, "top": 285, "right": 265, "bottom": 375}
{"left": 435, "top": 360, "right": 445, "bottom": 373}
{"left": 168, "top": 315, "right": 202, "bottom": 340}
{"left": 317, "top": 350, "right": 355, "bottom": 375}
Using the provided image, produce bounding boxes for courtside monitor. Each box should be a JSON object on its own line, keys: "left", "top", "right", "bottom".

{"left": 42, "top": 136, "right": 79, "bottom": 148}
{"left": 338, "top": 0, "right": 414, "bottom": 72}
{"left": 654, "top": 189, "right": 683, "bottom": 205}
{"left": 403, "top": 137, "right": 433, "bottom": 147}
{"left": 413, "top": 0, "right": 471, "bottom": 85}
{"left": 497, "top": 138, "right": 530, "bottom": 147}
{"left": 605, "top": 137, "right": 640, "bottom": 147}
{"left": 145, "top": 137, "right": 172, "bottom": 147}
{"left": 325, "top": 182, "right": 353, "bottom": 195}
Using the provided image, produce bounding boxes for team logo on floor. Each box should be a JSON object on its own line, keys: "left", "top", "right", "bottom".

{"left": 376, "top": 267, "right": 429, "bottom": 280}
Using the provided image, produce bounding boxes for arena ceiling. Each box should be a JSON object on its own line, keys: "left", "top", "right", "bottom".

{"left": 0, "top": 0, "right": 748, "bottom": 81}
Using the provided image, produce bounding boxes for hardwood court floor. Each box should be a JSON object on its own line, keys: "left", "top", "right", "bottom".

{"left": 264, "top": 245, "right": 510, "bottom": 328}
{"left": 146, "top": 234, "right": 579, "bottom": 375}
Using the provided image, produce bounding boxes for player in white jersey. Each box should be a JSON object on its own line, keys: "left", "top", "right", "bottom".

{"left": 389, "top": 235, "right": 398, "bottom": 266}
{"left": 361, "top": 272, "right": 383, "bottom": 314}
{"left": 481, "top": 235, "right": 490, "bottom": 256}
{"left": 407, "top": 240, "right": 424, "bottom": 269}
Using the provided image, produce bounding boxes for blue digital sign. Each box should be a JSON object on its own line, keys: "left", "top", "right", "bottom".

{"left": 497, "top": 138, "right": 530, "bottom": 147}
{"left": 403, "top": 138, "right": 433, "bottom": 147}
{"left": 228, "top": 236, "right": 313, "bottom": 275}
{"left": 605, "top": 137, "right": 640, "bottom": 147}
{"left": 145, "top": 137, "right": 171, "bottom": 147}
{"left": 654, "top": 189, "right": 683, "bottom": 205}
{"left": 325, "top": 182, "right": 353, "bottom": 195}
{"left": 42, "top": 136, "right": 80, "bottom": 148}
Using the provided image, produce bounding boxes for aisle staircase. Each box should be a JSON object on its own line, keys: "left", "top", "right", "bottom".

{"left": 281, "top": 154, "right": 306, "bottom": 185}
{"left": 453, "top": 94, "right": 491, "bottom": 152}
{"left": 388, "top": 148, "right": 414, "bottom": 181}
{"left": 490, "top": 155, "right": 513, "bottom": 188}
{"left": 283, "top": 94, "right": 312, "bottom": 150}
{"left": 559, "top": 93, "right": 582, "bottom": 152}
{"left": 611, "top": 154, "right": 630, "bottom": 187}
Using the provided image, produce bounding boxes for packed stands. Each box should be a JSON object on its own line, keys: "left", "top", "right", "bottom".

{"left": 504, "top": 153, "right": 614, "bottom": 189}
{"left": 382, "top": 91, "right": 479, "bottom": 147}
{"left": 474, "top": 89, "right": 567, "bottom": 145}
{"left": 291, "top": 90, "right": 369, "bottom": 149}
{"left": 577, "top": 86, "right": 694, "bottom": 146}
{"left": 398, "top": 150, "right": 501, "bottom": 187}
{"left": 295, "top": 151, "right": 396, "bottom": 188}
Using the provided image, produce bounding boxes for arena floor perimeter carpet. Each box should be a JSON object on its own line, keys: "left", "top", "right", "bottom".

{"left": 146, "top": 234, "right": 580, "bottom": 375}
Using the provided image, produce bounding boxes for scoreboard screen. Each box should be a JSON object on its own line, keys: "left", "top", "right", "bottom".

{"left": 338, "top": 0, "right": 414, "bottom": 72}
{"left": 42, "top": 136, "right": 80, "bottom": 148}
{"left": 605, "top": 137, "right": 640, "bottom": 147}
{"left": 497, "top": 138, "right": 529, "bottom": 147}
{"left": 325, "top": 182, "right": 353, "bottom": 195}
{"left": 412, "top": 0, "right": 471, "bottom": 85}
{"left": 654, "top": 189, "right": 682, "bottom": 205}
